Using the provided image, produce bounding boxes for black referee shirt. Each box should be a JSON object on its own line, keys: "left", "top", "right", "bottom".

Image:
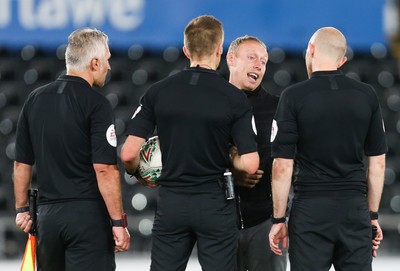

{"left": 271, "top": 70, "right": 388, "bottom": 193}
{"left": 15, "top": 75, "right": 118, "bottom": 203}
{"left": 126, "top": 67, "right": 257, "bottom": 188}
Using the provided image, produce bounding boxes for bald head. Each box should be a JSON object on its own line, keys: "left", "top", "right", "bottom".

{"left": 310, "top": 27, "right": 347, "bottom": 62}
{"left": 305, "top": 27, "right": 348, "bottom": 77}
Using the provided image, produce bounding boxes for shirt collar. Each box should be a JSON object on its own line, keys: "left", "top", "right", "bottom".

{"left": 310, "top": 70, "right": 343, "bottom": 78}
{"left": 242, "top": 85, "right": 262, "bottom": 97}
{"left": 58, "top": 74, "right": 92, "bottom": 88}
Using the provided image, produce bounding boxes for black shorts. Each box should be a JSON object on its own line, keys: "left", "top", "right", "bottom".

{"left": 288, "top": 191, "right": 372, "bottom": 271}
{"left": 36, "top": 200, "right": 115, "bottom": 271}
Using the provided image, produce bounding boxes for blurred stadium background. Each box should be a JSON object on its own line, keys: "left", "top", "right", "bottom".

{"left": 1, "top": 0, "right": 400, "bottom": 268}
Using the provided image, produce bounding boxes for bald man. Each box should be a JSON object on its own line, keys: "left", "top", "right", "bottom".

{"left": 268, "top": 27, "right": 387, "bottom": 271}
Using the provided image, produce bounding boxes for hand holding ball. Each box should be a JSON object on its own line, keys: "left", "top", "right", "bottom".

{"left": 138, "top": 136, "right": 162, "bottom": 182}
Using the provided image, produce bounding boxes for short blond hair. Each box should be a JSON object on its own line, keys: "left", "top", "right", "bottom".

{"left": 227, "top": 35, "right": 267, "bottom": 55}
{"left": 184, "top": 15, "right": 224, "bottom": 59}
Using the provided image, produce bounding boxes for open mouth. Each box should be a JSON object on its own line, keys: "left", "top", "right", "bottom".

{"left": 247, "top": 72, "right": 259, "bottom": 81}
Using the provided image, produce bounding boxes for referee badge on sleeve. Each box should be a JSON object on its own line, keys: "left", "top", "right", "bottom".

{"left": 270, "top": 119, "right": 278, "bottom": 142}
{"left": 106, "top": 124, "right": 117, "bottom": 147}
{"left": 132, "top": 105, "right": 142, "bottom": 119}
{"left": 251, "top": 115, "right": 258, "bottom": 135}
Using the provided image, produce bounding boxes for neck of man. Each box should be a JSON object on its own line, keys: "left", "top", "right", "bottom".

{"left": 190, "top": 53, "right": 220, "bottom": 70}
{"left": 67, "top": 69, "right": 94, "bottom": 86}
{"left": 311, "top": 56, "right": 342, "bottom": 73}
{"left": 190, "top": 61, "right": 216, "bottom": 70}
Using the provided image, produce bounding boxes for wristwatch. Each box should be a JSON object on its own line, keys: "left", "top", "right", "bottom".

{"left": 369, "top": 211, "right": 379, "bottom": 220}
{"left": 111, "top": 213, "right": 128, "bottom": 227}
{"left": 271, "top": 216, "right": 286, "bottom": 224}
{"left": 16, "top": 206, "right": 30, "bottom": 214}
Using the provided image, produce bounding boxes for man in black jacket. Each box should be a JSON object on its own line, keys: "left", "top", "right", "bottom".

{"left": 227, "top": 35, "right": 287, "bottom": 271}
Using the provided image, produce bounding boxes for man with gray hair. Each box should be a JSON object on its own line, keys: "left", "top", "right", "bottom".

{"left": 14, "top": 28, "right": 130, "bottom": 271}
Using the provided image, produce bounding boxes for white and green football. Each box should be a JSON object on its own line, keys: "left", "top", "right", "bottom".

{"left": 138, "top": 136, "right": 162, "bottom": 182}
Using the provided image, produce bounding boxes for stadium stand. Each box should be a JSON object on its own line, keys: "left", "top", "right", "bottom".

{"left": 0, "top": 45, "right": 400, "bottom": 258}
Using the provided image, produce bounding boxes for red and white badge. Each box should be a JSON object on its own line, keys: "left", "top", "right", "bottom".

{"left": 270, "top": 119, "right": 278, "bottom": 142}
{"left": 106, "top": 124, "right": 117, "bottom": 147}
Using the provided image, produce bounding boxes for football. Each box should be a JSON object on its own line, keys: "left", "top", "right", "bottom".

{"left": 138, "top": 136, "right": 162, "bottom": 182}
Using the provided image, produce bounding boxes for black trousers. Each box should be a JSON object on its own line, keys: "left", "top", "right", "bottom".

{"left": 36, "top": 200, "right": 115, "bottom": 271}
{"left": 150, "top": 183, "right": 238, "bottom": 271}
{"left": 236, "top": 219, "right": 287, "bottom": 271}
{"left": 288, "top": 191, "right": 372, "bottom": 271}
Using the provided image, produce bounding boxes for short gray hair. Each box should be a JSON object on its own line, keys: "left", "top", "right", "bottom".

{"left": 65, "top": 28, "right": 109, "bottom": 71}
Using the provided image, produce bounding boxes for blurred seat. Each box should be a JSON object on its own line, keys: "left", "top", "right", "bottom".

{"left": 102, "top": 81, "right": 137, "bottom": 108}
{"left": 109, "top": 57, "right": 137, "bottom": 82}
{"left": 134, "top": 57, "right": 171, "bottom": 83}
{"left": 24, "top": 57, "right": 65, "bottom": 85}
{"left": 0, "top": 105, "right": 22, "bottom": 136}
{"left": 0, "top": 82, "right": 29, "bottom": 107}
{"left": 0, "top": 57, "right": 25, "bottom": 81}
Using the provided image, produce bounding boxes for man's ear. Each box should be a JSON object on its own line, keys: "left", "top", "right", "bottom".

{"left": 308, "top": 43, "right": 315, "bottom": 57}
{"left": 337, "top": 56, "right": 347, "bottom": 68}
{"left": 215, "top": 43, "right": 223, "bottom": 57}
{"left": 226, "top": 52, "right": 235, "bottom": 67}
{"left": 182, "top": 46, "right": 190, "bottom": 60}
{"left": 90, "top": 58, "right": 99, "bottom": 71}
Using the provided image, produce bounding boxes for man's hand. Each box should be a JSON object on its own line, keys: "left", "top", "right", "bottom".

{"left": 112, "top": 226, "right": 131, "bottom": 252}
{"left": 15, "top": 212, "right": 33, "bottom": 234}
{"left": 372, "top": 222, "right": 383, "bottom": 257}
{"left": 232, "top": 169, "right": 263, "bottom": 188}
{"left": 269, "top": 223, "right": 288, "bottom": 256}
{"left": 134, "top": 172, "right": 159, "bottom": 188}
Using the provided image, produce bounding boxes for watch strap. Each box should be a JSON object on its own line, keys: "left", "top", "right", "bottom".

{"left": 271, "top": 216, "right": 286, "bottom": 224}
{"left": 369, "top": 211, "right": 379, "bottom": 220}
{"left": 16, "top": 206, "right": 30, "bottom": 214}
{"left": 111, "top": 213, "right": 128, "bottom": 227}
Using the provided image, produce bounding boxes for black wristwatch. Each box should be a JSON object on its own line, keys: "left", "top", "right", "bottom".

{"left": 111, "top": 213, "right": 128, "bottom": 227}
{"left": 16, "top": 206, "right": 30, "bottom": 214}
{"left": 369, "top": 211, "right": 379, "bottom": 220}
{"left": 271, "top": 216, "right": 286, "bottom": 224}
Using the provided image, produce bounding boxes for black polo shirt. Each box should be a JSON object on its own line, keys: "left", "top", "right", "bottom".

{"left": 126, "top": 67, "right": 257, "bottom": 188}
{"left": 15, "top": 75, "right": 118, "bottom": 203}
{"left": 271, "top": 70, "right": 387, "bottom": 193}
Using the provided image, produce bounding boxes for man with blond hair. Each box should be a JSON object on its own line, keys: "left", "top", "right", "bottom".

{"left": 121, "top": 15, "right": 259, "bottom": 271}
{"left": 269, "top": 27, "right": 387, "bottom": 271}
{"left": 226, "top": 35, "right": 287, "bottom": 271}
